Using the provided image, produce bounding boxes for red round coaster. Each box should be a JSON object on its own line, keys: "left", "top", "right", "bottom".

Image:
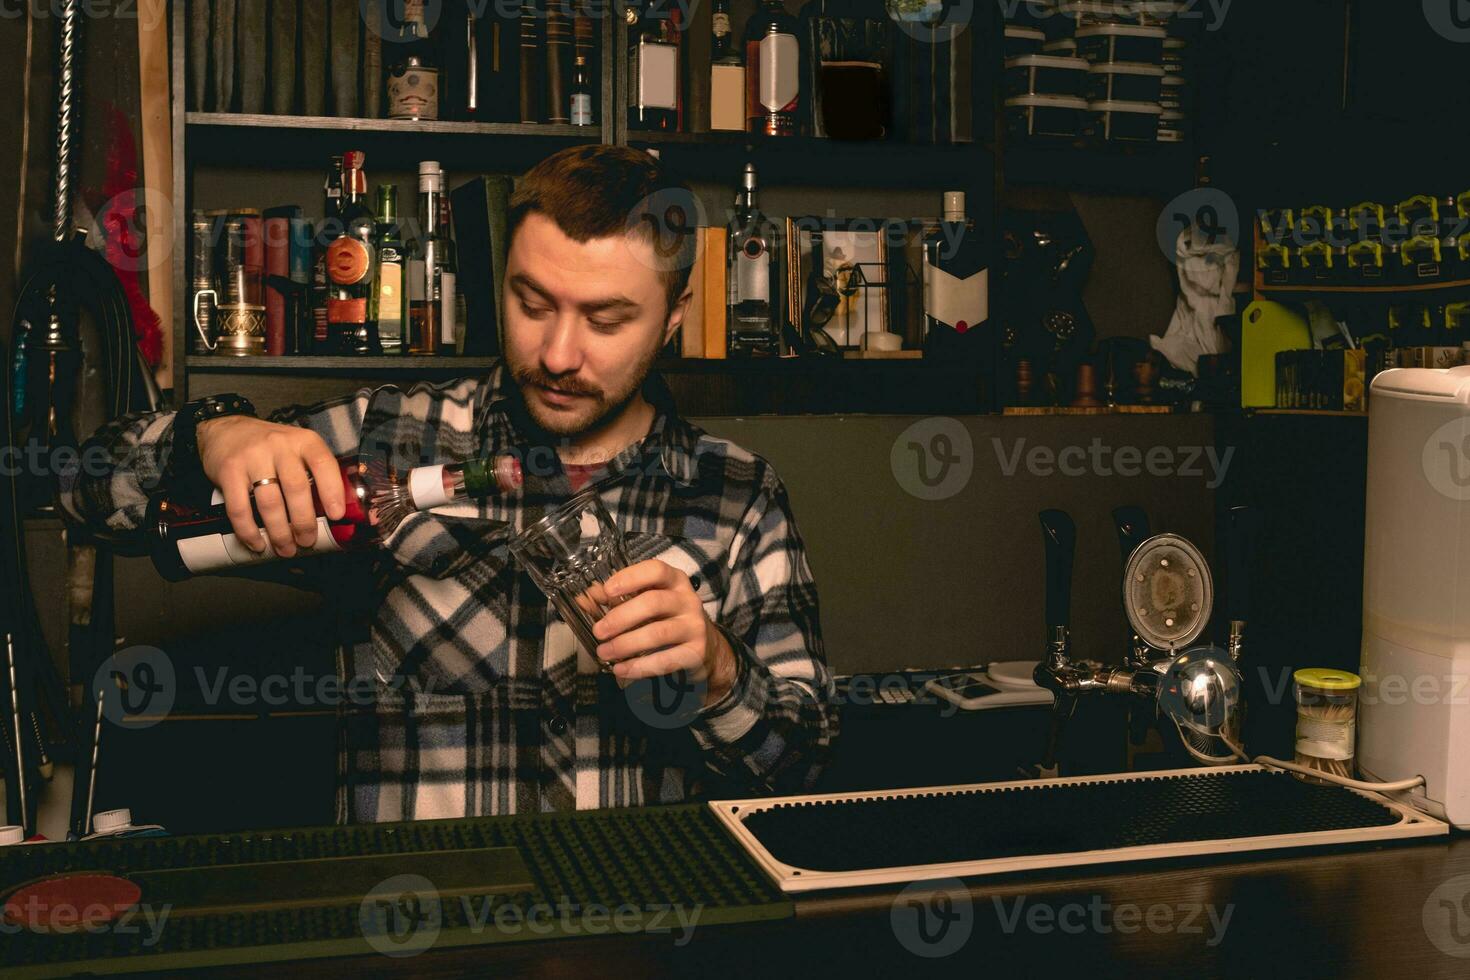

{"left": 2, "top": 873, "right": 142, "bottom": 933}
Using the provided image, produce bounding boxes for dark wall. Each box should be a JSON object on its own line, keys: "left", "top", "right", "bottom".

{"left": 703, "top": 413, "right": 1218, "bottom": 673}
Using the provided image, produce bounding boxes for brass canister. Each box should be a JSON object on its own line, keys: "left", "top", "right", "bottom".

{"left": 200, "top": 210, "right": 266, "bottom": 356}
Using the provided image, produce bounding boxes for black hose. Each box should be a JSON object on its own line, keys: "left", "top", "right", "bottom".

{"left": 3, "top": 234, "right": 159, "bottom": 831}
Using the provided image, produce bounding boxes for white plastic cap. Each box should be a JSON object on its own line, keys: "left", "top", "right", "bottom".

{"left": 92, "top": 809, "right": 133, "bottom": 835}
{"left": 419, "top": 160, "right": 442, "bottom": 192}
{"left": 943, "top": 191, "right": 966, "bottom": 222}
{"left": 0, "top": 826, "right": 24, "bottom": 846}
{"left": 418, "top": 160, "right": 441, "bottom": 175}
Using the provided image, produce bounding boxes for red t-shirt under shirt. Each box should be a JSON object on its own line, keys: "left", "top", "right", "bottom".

{"left": 563, "top": 462, "right": 607, "bottom": 492}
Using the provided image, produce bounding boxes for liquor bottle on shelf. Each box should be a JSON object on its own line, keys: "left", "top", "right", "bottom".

{"left": 325, "top": 151, "right": 377, "bottom": 354}
{"left": 465, "top": 5, "right": 480, "bottom": 118}
{"left": 387, "top": 0, "right": 440, "bottom": 121}
{"left": 408, "top": 161, "right": 443, "bottom": 354}
{"left": 373, "top": 185, "right": 407, "bottom": 354}
{"left": 438, "top": 1, "right": 476, "bottom": 120}
{"left": 726, "top": 163, "right": 780, "bottom": 355}
{"left": 146, "top": 454, "right": 524, "bottom": 581}
{"left": 922, "top": 190, "right": 989, "bottom": 354}
{"left": 711, "top": 0, "right": 745, "bottom": 133}
{"left": 712, "top": 0, "right": 733, "bottom": 61}
{"left": 745, "top": 0, "right": 802, "bottom": 136}
{"left": 802, "top": 0, "right": 890, "bottom": 140}
{"left": 570, "top": 55, "right": 594, "bottom": 126}
{"left": 437, "top": 173, "right": 460, "bottom": 354}
{"left": 311, "top": 155, "right": 345, "bottom": 352}
{"left": 545, "top": 2, "right": 572, "bottom": 124}
{"left": 626, "top": 3, "right": 679, "bottom": 131}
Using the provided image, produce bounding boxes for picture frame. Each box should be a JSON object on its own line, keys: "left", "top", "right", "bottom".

{"left": 786, "top": 217, "right": 898, "bottom": 351}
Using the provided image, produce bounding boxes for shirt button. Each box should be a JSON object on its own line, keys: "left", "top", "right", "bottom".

{"left": 548, "top": 715, "right": 568, "bottom": 736}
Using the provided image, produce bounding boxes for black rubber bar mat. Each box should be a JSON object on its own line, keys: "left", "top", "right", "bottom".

{"left": 0, "top": 804, "right": 789, "bottom": 977}
{"left": 739, "top": 769, "right": 1406, "bottom": 873}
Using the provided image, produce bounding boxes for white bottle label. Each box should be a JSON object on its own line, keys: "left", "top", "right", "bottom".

{"left": 759, "top": 34, "right": 799, "bottom": 112}
{"left": 388, "top": 67, "right": 440, "bottom": 120}
{"left": 377, "top": 261, "right": 404, "bottom": 343}
{"left": 440, "top": 270, "right": 458, "bottom": 347}
{"left": 409, "top": 464, "right": 452, "bottom": 509}
{"left": 407, "top": 258, "right": 425, "bottom": 303}
{"left": 923, "top": 259, "right": 989, "bottom": 332}
{"left": 639, "top": 43, "right": 679, "bottom": 111}
{"left": 571, "top": 93, "right": 593, "bottom": 125}
{"left": 176, "top": 517, "right": 342, "bottom": 574}
{"left": 735, "top": 243, "right": 770, "bottom": 303}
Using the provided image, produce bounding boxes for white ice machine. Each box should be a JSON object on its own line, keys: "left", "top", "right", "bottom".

{"left": 1361, "top": 365, "right": 1470, "bottom": 828}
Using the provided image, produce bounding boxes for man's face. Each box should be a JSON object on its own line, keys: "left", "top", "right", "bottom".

{"left": 503, "top": 212, "right": 681, "bottom": 437}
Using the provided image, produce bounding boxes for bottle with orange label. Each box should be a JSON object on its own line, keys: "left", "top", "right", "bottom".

{"left": 325, "top": 150, "right": 378, "bottom": 354}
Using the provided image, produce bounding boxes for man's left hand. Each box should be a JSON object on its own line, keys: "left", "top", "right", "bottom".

{"left": 592, "top": 559, "right": 736, "bottom": 706}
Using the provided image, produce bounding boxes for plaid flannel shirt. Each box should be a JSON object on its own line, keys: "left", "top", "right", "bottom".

{"left": 59, "top": 362, "right": 838, "bottom": 822}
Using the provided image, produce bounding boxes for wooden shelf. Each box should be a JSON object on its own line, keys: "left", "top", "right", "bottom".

{"left": 1250, "top": 408, "right": 1368, "bottom": 417}
{"left": 1258, "top": 278, "right": 1470, "bottom": 297}
{"left": 186, "top": 113, "right": 595, "bottom": 138}
{"left": 186, "top": 354, "right": 971, "bottom": 376}
{"left": 184, "top": 113, "right": 604, "bottom": 170}
{"left": 186, "top": 355, "right": 500, "bottom": 373}
{"left": 1001, "top": 406, "right": 1174, "bottom": 415}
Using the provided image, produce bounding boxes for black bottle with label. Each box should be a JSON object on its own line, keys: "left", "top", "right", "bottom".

{"left": 922, "top": 190, "right": 990, "bottom": 364}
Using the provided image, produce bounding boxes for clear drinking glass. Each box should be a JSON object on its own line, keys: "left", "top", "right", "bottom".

{"left": 509, "top": 487, "right": 629, "bottom": 671}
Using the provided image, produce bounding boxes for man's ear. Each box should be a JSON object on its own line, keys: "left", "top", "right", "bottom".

{"left": 662, "top": 285, "right": 694, "bottom": 348}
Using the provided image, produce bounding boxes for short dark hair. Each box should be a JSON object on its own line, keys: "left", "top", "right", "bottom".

{"left": 507, "top": 145, "right": 699, "bottom": 313}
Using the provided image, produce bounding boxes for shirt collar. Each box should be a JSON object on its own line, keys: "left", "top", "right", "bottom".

{"left": 476, "top": 360, "right": 700, "bottom": 488}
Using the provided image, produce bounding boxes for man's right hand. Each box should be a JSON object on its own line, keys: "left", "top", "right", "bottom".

{"left": 195, "top": 416, "right": 347, "bottom": 556}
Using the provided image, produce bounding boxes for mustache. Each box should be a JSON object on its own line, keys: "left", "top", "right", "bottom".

{"left": 512, "top": 366, "right": 603, "bottom": 399}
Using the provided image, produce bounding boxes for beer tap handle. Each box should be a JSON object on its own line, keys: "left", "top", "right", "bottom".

{"left": 1039, "top": 509, "right": 1076, "bottom": 640}
{"left": 1111, "top": 505, "right": 1152, "bottom": 564}
{"left": 1226, "top": 505, "right": 1257, "bottom": 624}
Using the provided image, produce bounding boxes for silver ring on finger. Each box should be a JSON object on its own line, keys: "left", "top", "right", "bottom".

{"left": 251, "top": 477, "right": 280, "bottom": 491}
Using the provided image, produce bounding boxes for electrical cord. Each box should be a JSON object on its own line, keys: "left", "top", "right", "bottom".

{"left": 1211, "top": 734, "right": 1427, "bottom": 794}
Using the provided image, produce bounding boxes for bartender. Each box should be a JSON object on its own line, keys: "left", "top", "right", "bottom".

{"left": 58, "top": 145, "right": 837, "bottom": 822}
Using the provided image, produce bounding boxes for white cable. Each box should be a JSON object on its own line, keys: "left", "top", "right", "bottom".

{"left": 1213, "top": 733, "right": 1427, "bottom": 793}
{"left": 1250, "top": 754, "right": 1425, "bottom": 794}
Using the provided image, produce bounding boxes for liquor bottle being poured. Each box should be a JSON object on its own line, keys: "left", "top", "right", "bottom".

{"left": 146, "top": 454, "right": 523, "bottom": 581}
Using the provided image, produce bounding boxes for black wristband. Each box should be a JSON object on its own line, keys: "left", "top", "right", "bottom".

{"left": 166, "top": 393, "right": 256, "bottom": 480}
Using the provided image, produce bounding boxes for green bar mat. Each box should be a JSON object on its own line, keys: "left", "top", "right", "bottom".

{"left": 0, "top": 804, "right": 790, "bottom": 977}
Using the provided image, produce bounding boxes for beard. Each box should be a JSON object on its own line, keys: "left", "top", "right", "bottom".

{"left": 507, "top": 341, "right": 662, "bottom": 438}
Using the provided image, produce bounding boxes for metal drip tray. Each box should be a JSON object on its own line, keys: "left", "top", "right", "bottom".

{"left": 710, "top": 765, "right": 1447, "bottom": 893}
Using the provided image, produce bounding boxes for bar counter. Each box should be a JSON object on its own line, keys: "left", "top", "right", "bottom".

{"left": 185, "top": 833, "right": 1462, "bottom": 980}
{"left": 5, "top": 825, "right": 1455, "bottom": 979}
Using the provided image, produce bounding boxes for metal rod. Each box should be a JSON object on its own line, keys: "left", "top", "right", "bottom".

{"left": 5, "top": 635, "right": 27, "bottom": 836}
{"left": 28, "top": 710, "right": 51, "bottom": 781}
{"left": 53, "top": 0, "right": 80, "bottom": 242}
{"left": 82, "top": 694, "right": 103, "bottom": 837}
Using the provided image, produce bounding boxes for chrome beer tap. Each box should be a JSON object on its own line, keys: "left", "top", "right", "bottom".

{"left": 1028, "top": 507, "right": 1251, "bottom": 777}
{"left": 1225, "top": 505, "right": 1258, "bottom": 665}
